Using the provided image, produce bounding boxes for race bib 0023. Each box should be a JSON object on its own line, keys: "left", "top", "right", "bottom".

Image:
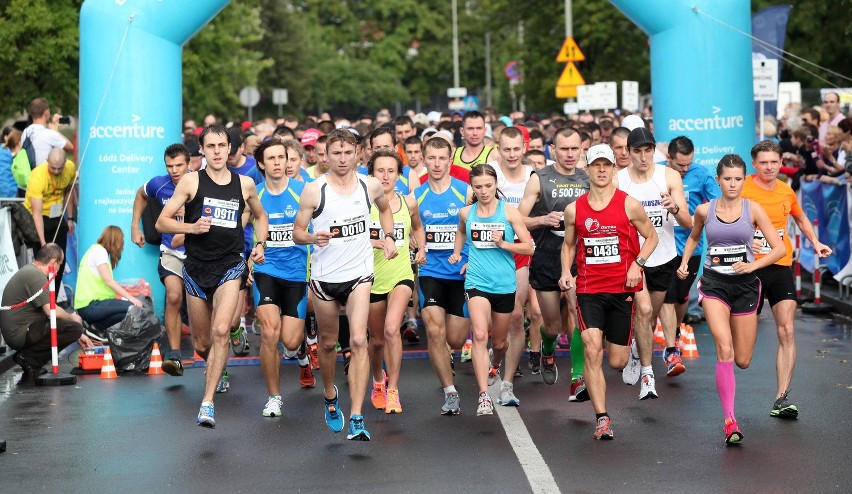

{"left": 202, "top": 197, "right": 239, "bottom": 228}
{"left": 267, "top": 223, "right": 294, "bottom": 248}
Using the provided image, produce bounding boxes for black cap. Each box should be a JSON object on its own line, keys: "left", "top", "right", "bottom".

{"left": 228, "top": 128, "right": 242, "bottom": 155}
{"left": 627, "top": 127, "right": 655, "bottom": 149}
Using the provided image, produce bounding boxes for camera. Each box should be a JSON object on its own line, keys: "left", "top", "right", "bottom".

{"left": 58, "top": 116, "right": 71, "bottom": 125}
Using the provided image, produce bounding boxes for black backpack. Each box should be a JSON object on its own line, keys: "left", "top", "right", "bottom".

{"left": 141, "top": 199, "right": 163, "bottom": 245}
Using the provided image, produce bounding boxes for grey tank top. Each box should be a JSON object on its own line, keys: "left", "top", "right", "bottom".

{"left": 704, "top": 199, "right": 755, "bottom": 274}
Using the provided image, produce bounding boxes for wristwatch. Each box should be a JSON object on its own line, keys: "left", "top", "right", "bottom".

{"left": 384, "top": 232, "right": 397, "bottom": 242}
{"left": 634, "top": 256, "right": 647, "bottom": 267}
{"left": 255, "top": 240, "right": 266, "bottom": 249}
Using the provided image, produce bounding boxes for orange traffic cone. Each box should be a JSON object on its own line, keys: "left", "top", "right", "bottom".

{"left": 653, "top": 321, "right": 665, "bottom": 349}
{"left": 100, "top": 346, "right": 118, "bottom": 379}
{"left": 682, "top": 325, "right": 700, "bottom": 358}
{"left": 148, "top": 342, "right": 164, "bottom": 375}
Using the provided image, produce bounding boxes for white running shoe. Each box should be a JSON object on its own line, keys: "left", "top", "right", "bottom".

{"left": 262, "top": 395, "right": 283, "bottom": 417}
{"left": 622, "top": 340, "right": 640, "bottom": 385}
{"left": 639, "top": 373, "right": 658, "bottom": 400}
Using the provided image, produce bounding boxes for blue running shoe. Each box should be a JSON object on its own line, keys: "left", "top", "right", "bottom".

{"left": 324, "top": 385, "right": 345, "bottom": 433}
{"left": 347, "top": 414, "right": 371, "bottom": 441}
{"left": 197, "top": 401, "right": 215, "bottom": 428}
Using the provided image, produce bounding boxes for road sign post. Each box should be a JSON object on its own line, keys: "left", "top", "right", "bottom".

{"left": 272, "top": 88, "right": 288, "bottom": 117}
{"left": 239, "top": 86, "right": 261, "bottom": 122}
{"left": 753, "top": 59, "right": 779, "bottom": 140}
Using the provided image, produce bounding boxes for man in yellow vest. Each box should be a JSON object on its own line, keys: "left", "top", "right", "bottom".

{"left": 452, "top": 111, "right": 496, "bottom": 169}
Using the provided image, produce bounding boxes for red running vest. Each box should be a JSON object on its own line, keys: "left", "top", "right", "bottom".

{"left": 575, "top": 189, "right": 642, "bottom": 294}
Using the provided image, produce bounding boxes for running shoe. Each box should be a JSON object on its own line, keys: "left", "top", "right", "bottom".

{"left": 639, "top": 373, "right": 658, "bottom": 400}
{"left": 441, "top": 392, "right": 461, "bottom": 415}
{"left": 593, "top": 416, "right": 614, "bottom": 440}
{"left": 299, "top": 364, "right": 316, "bottom": 388}
{"left": 196, "top": 401, "right": 215, "bottom": 428}
{"left": 622, "top": 340, "right": 640, "bottom": 385}
{"left": 307, "top": 342, "right": 320, "bottom": 370}
{"left": 215, "top": 370, "right": 230, "bottom": 394}
{"left": 324, "top": 385, "right": 345, "bottom": 433}
{"left": 528, "top": 351, "right": 541, "bottom": 375}
{"left": 497, "top": 381, "right": 519, "bottom": 407}
{"left": 84, "top": 327, "right": 109, "bottom": 344}
{"left": 385, "top": 389, "right": 402, "bottom": 414}
{"left": 515, "top": 366, "right": 523, "bottom": 378}
{"left": 541, "top": 352, "right": 558, "bottom": 385}
{"left": 402, "top": 320, "right": 420, "bottom": 343}
{"left": 343, "top": 350, "right": 351, "bottom": 376}
{"left": 263, "top": 395, "right": 283, "bottom": 417}
{"left": 282, "top": 346, "right": 299, "bottom": 360}
{"left": 371, "top": 373, "right": 387, "bottom": 410}
{"left": 347, "top": 414, "right": 371, "bottom": 441}
{"left": 569, "top": 376, "right": 590, "bottom": 402}
{"left": 162, "top": 357, "right": 184, "bottom": 377}
{"left": 770, "top": 390, "right": 799, "bottom": 419}
{"left": 557, "top": 334, "right": 570, "bottom": 349}
{"left": 476, "top": 392, "right": 494, "bottom": 416}
{"left": 665, "top": 348, "right": 686, "bottom": 377}
{"left": 487, "top": 365, "right": 501, "bottom": 386}
{"left": 724, "top": 419, "right": 743, "bottom": 444}
{"left": 230, "top": 327, "right": 250, "bottom": 356}
{"left": 460, "top": 339, "right": 473, "bottom": 362}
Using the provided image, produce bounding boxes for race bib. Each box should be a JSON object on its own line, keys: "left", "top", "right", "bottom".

{"left": 584, "top": 236, "right": 620, "bottom": 265}
{"left": 267, "top": 223, "right": 294, "bottom": 248}
{"left": 425, "top": 224, "right": 456, "bottom": 250}
{"left": 470, "top": 222, "right": 505, "bottom": 249}
{"left": 369, "top": 221, "right": 405, "bottom": 247}
{"left": 708, "top": 245, "right": 748, "bottom": 274}
{"left": 754, "top": 228, "right": 784, "bottom": 255}
{"left": 329, "top": 215, "right": 367, "bottom": 244}
{"left": 646, "top": 206, "right": 664, "bottom": 231}
{"left": 202, "top": 197, "right": 239, "bottom": 228}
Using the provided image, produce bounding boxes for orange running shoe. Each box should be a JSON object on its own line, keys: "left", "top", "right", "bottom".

{"left": 385, "top": 388, "right": 403, "bottom": 414}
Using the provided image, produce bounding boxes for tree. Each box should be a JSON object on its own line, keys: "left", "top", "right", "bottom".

{"left": 0, "top": 0, "right": 82, "bottom": 117}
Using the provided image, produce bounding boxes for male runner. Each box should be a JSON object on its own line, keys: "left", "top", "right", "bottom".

{"left": 157, "top": 124, "right": 268, "bottom": 428}
{"left": 415, "top": 137, "right": 473, "bottom": 414}
{"left": 293, "top": 129, "right": 398, "bottom": 441}
{"left": 453, "top": 111, "right": 496, "bottom": 170}
{"left": 131, "top": 143, "right": 190, "bottom": 375}
{"left": 617, "top": 127, "right": 691, "bottom": 399}
{"left": 559, "top": 144, "right": 658, "bottom": 439}
{"left": 743, "top": 140, "right": 831, "bottom": 418}
{"left": 518, "top": 127, "right": 590, "bottom": 386}
{"left": 665, "top": 136, "right": 720, "bottom": 328}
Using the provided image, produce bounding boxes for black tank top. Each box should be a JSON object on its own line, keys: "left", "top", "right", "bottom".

{"left": 184, "top": 169, "right": 246, "bottom": 262}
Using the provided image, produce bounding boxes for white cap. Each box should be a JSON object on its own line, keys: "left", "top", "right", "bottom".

{"left": 586, "top": 144, "right": 615, "bottom": 165}
{"left": 622, "top": 114, "right": 645, "bottom": 131}
{"left": 427, "top": 111, "right": 442, "bottom": 123}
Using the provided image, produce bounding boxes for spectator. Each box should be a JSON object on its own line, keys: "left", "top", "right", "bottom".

{"left": 816, "top": 126, "right": 846, "bottom": 177}
{"left": 0, "top": 243, "right": 93, "bottom": 377}
{"left": 25, "top": 148, "right": 76, "bottom": 290}
{"left": 820, "top": 92, "right": 845, "bottom": 145}
{"left": 21, "top": 98, "right": 75, "bottom": 167}
{"left": 74, "top": 226, "right": 143, "bottom": 341}
{"left": 1, "top": 127, "right": 21, "bottom": 198}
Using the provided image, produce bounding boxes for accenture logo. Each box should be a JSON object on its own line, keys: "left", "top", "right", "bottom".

{"left": 89, "top": 114, "right": 166, "bottom": 140}
{"left": 668, "top": 106, "right": 745, "bottom": 132}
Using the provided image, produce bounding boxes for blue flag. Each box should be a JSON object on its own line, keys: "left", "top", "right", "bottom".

{"left": 752, "top": 5, "right": 793, "bottom": 120}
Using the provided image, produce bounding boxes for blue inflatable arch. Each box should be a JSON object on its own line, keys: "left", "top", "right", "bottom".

{"left": 79, "top": 0, "right": 230, "bottom": 314}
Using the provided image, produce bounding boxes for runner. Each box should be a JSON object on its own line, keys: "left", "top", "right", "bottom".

{"left": 488, "top": 127, "right": 540, "bottom": 398}
{"left": 453, "top": 111, "right": 496, "bottom": 170}
{"left": 293, "top": 129, "right": 398, "bottom": 441}
{"left": 251, "top": 138, "right": 313, "bottom": 417}
{"left": 518, "top": 127, "right": 589, "bottom": 388}
{"left": 415, "top": 137, "right": 473, "bottom": 415}
{"left": 617, "top": 127, "right": 691, "bottom": 399}
{"left": 665, "top": 136, "right": 720, "bottom": 329}
{"left": 559, "top": 144, "right": 659, "bottom": 440}
{"left": 156, "top": 124, "right": 269, "bottom": 429}
{"left": 449, "top": 164, "right": 534, "bottom": 415}
{"left": 130, "top": 143, "right": 190, "bottom": 375}
{"left": 742, "top": 140, "right": 832, "bottom": 418}
{"left": 677, "top": 154, "right": 785, "bottom": 444}
{"left": 366, "top": 149, "right": 426, "bottom": 415}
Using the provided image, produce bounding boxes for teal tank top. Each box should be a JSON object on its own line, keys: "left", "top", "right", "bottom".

{"left": 464, "top": 200, "right": 516, "bottom": 294}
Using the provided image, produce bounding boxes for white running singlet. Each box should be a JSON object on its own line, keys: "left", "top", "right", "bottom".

{"left": 617, "top": 164, "right": 676, "bottom": 267}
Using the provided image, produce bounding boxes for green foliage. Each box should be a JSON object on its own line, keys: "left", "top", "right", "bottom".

{"left": 0, "top": 0, "right": 82, "bottom": 117}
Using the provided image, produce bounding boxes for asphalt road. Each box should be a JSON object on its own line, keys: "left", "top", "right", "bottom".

{"left": 1, "top": 311, "right": 850, "bottom": 493}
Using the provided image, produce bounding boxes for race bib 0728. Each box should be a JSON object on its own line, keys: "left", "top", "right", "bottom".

{"left": 202, "top": 197, "right": 239, "bottom": 228}
{"left": 370, "top": 221, "right": 405, "bottom": 247}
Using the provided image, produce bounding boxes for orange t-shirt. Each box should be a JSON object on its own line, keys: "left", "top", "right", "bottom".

{"left": 741, "top": 175, "right": 801, "bottom": 266}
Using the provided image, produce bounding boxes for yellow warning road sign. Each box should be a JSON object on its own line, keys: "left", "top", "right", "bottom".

{"left": 557, "top": 62, "right": 585, "bottom": 87}
{"left": 556, "top": 86, "right": 578, "bottom": 99}
{"left": 556, "top": 37, "right": 585, "bottom": 62}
